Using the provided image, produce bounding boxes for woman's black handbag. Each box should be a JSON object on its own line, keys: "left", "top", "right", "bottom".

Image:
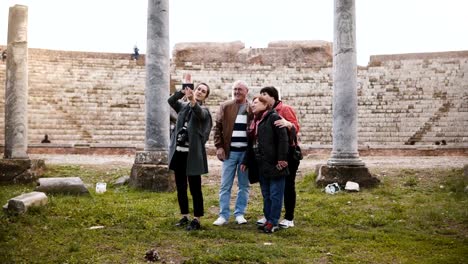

{"left": 290, "top": 144, "right": 303, "bottom": 161}
{"left": 289, "top": 130, "right": 303, "bottom": 161}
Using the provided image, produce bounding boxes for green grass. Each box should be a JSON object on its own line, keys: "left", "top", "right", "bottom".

{"left": 1, "top": 165, "right": 467, "bottom": 263}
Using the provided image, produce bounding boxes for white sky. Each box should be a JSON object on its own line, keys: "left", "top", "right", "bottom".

{"left": 1, "top": 0, "right": 467, "bottom": 66}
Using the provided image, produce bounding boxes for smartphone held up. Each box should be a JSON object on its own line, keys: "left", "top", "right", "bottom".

{"left": 182, "top": 73, "right": 193, "bottom": 90}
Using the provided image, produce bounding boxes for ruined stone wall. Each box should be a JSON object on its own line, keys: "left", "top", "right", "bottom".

{"left": 0, "top": 42, "right": 466, "bottom": 150}
{"left": 0, "top": 46, "right": 146, "bottom": 148}
{"left": 173, "top": 42, "right": 468, "bottom": 147}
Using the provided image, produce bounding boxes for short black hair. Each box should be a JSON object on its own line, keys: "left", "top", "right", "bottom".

{"left": 260, "top": 86, "right": 279, "bottom": 102}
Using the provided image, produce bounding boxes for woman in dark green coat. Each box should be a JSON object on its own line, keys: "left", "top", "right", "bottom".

{"left": 168, "top": 75, "right": 212, "bottom": 231}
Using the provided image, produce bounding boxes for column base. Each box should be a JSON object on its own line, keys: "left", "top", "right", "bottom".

{"left": 129, "top": 164, "right": 175, "bottom": 192}
{"left": 130, "top": 150, "right": 174, "bottom": 192}
{"left": 327, "top": 158, "right": 365, "bottom": 166}
{"left": 0, "top": 159, "right": 46, "bottom": 183}
{"left": 316, "top": 164, "right": 380, "bottom": 188}
{"left": 327, "top": 151, "right": 365, "bottom": 166}
{"left": 134, "top": 150, "right": 168, "bottom": 165}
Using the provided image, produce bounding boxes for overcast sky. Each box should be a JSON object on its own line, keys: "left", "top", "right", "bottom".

{"left": 1, "top": 0, "right": 467, "bottom": 65}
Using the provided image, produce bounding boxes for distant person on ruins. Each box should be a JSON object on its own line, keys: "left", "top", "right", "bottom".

{"left": 168, "top": 73, "right": 212, "bottom": 231}
{"left": 1, "top": 50, "right": 6, "bottom": 62}
{"left": 257, "top": 86, "right": 301, "bottom": 229}
{"left": 41, "top": 134, "right": 51, "bottom": 143}
{"left": 132, "top": 45, "right": 139, "bottom": 60}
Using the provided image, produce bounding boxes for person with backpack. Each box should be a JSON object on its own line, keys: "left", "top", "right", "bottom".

{"left": 257, "top": 86, "right": 301, "bottom": 229}
{"left": 168, "top": 73, "right": 213, "bottom": 231}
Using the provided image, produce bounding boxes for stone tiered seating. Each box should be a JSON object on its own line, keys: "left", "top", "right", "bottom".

{"left": 0, "top": 45, "right": 466, "bottom": 149}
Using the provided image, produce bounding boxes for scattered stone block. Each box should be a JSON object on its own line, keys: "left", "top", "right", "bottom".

{"left": 345, "top": 181, "right": 360, "bottom": 192}
{"left": 35, "top": 177, "right": 89, "bottom": 195}
{"left": 3, "top": 191, "right": 48, "bottom": 214}
{"left": 130, "top": 164, "right": 175, "bottom": 192}
{"left": 113, "top": 176, "right": 130, "bottom": 186}
{"left": 0, "top": 159, "right": 46, "bottom": 183}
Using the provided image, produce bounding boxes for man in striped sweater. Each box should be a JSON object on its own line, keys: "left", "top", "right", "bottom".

{"left": 213, "top": 80, "right": 252, "bottom": 226}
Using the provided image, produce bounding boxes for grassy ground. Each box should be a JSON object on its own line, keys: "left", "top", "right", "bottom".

{"left": 0, "top": 164, "right": 467, "bottom": 263}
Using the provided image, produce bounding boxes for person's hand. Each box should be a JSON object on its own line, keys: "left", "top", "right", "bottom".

{"left": 276, "top": 160, "right": 288, "bottom": 170}
{"left": 183, "top": 73, "right": 192, "bottom": 83}
{"left": 274, "top": 118, "right": 292, "bottom": 129}
{"left": 240, "top": 164, "right": 247, "bottom": 172}
{"left": 216, "top": 148, "right": 226, "bottom": 161}
{"left": 185, "top": 87, "right": 195, "bottom": 102}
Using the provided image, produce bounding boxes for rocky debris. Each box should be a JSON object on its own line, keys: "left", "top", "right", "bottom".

{"left": 113, "top": 176, "right": 130, "bottom": 186}
{"left": 35, "top": 177, "right": 89, "bottom": 195}
{"left": 144, "top": 248, "right": 160, "bottom": 262}
{"left": 3, "top": 191, "right": 48, "bottom": 214}
{"left": 0, "top": 159, "right": 45, "bottom": 183}
{"left": 345, "top": 181, "right": 360, "bottom": 192}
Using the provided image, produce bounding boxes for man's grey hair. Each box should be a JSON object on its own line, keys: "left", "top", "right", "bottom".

{"left": 232, "top": 80, "right": 249, "bottom": 90}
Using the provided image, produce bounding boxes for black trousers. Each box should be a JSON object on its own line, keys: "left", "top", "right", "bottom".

{"left": 173, "top": 151, "right": 204, "bottom": 217}
{"left": 284, "top": 156, "right": 300, "bottom": 221}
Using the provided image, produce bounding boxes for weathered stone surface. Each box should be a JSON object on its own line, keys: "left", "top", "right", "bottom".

{"left": 0, "top": 45, "right": 467, "bottom": 148}
{"left": 173, "top": 41, "right": 245, "bottom": 65}
{"left": 267, "top": 40, "right": 332, "bottom": 64}
{"left": 316, "top": 164, "right": 380, "bottom": 188}
{"left": 145, "top": 0, "right": 170, "bottom": 152}
{"left": 328, "top": 0, "right": 363, "bottom": 166}
{"left": 173, "top": 40, "right": 333, "bottom": 66}
{"left": 134, "top": 151, "right": 167, "bottom": 165}
{"left": 129, "top": 164, "right": 175, "bottom": 192}
{"left": 4, "top": 191, "right": 48, "bottom": 214}
{"left": 0, "top": 159, "right": 45, "bottom": 183}
{"left": 35, "top": 177, "right": 89, "bottom": 195}
{"left": 4, "top": 5, "right": 29, "bottom": 159}
{"left": 113, "top": 175, "right": 130, "bottom": 186}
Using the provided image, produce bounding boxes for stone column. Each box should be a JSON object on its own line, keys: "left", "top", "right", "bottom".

{"left": 1, "top": 5, "right": 45, "bottom": 184}
{"left": 316, "top": 0, "right": 379, "bottom": 188}
{"left": 5, "top": 5, "right": 29, "bottom": 159}
{"left": 328, "top": 0, "right": 362, "bottom": 166}
{"left": 129, "top": 0, "right": 175, "bottom": 191}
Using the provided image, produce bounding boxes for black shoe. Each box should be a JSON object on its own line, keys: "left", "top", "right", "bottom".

{"left": 186, "top": 219, "right": 201, "bottom": 231}
{"left": 175, "top": 216, "right": 189, "bottom": 227}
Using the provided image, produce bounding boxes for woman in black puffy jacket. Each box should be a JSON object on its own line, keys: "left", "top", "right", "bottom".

{"left": 241, "top": 95, "right": 289, "bottom": 233}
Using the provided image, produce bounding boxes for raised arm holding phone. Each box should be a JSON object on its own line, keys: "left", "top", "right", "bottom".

{"left": 167, "top": 73, "right": 212, "bottom": 231}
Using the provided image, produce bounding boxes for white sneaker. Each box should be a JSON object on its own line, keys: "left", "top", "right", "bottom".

{"left": 279, "top": 219, "right": 295, "bottom": 229}
{"left": 235, "top": 215, "right": 247, "bottom": 224}
{"left": 256, "top": 217, "right": 267, "bottom": 226}
{"left": 213, "top": 216, "right": 228, "bottom": 226}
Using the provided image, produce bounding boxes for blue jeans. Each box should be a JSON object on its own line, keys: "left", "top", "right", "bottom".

{"left": 259, "top": 174, "right": 286, "bottom": 226}
{"left": 218, "top": 151, "right": 250, "bottom": 220}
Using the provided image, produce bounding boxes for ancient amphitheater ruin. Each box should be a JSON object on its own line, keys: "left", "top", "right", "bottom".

{"left": 0, "top": 41, "right": 467, "bottom": 155}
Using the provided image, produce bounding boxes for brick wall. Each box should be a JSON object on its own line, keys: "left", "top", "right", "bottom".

{"left": 0, "top": 42, "right": 467, "bottom": 151}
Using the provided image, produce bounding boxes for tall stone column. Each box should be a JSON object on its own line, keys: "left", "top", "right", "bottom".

{"left": 328, "top": 0, "right": 362, "bottom": 166}
{"left": 129, "top": 0, "right": 175, "bottom": 191}
{"left": 316, "top": 0, "right": 379, "bottom": 188}
{"left": 5, "top": 5, "right": 29, "bottom": 159}
{"left": 1, "top": 5, "right": 45, "bottom": 183}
